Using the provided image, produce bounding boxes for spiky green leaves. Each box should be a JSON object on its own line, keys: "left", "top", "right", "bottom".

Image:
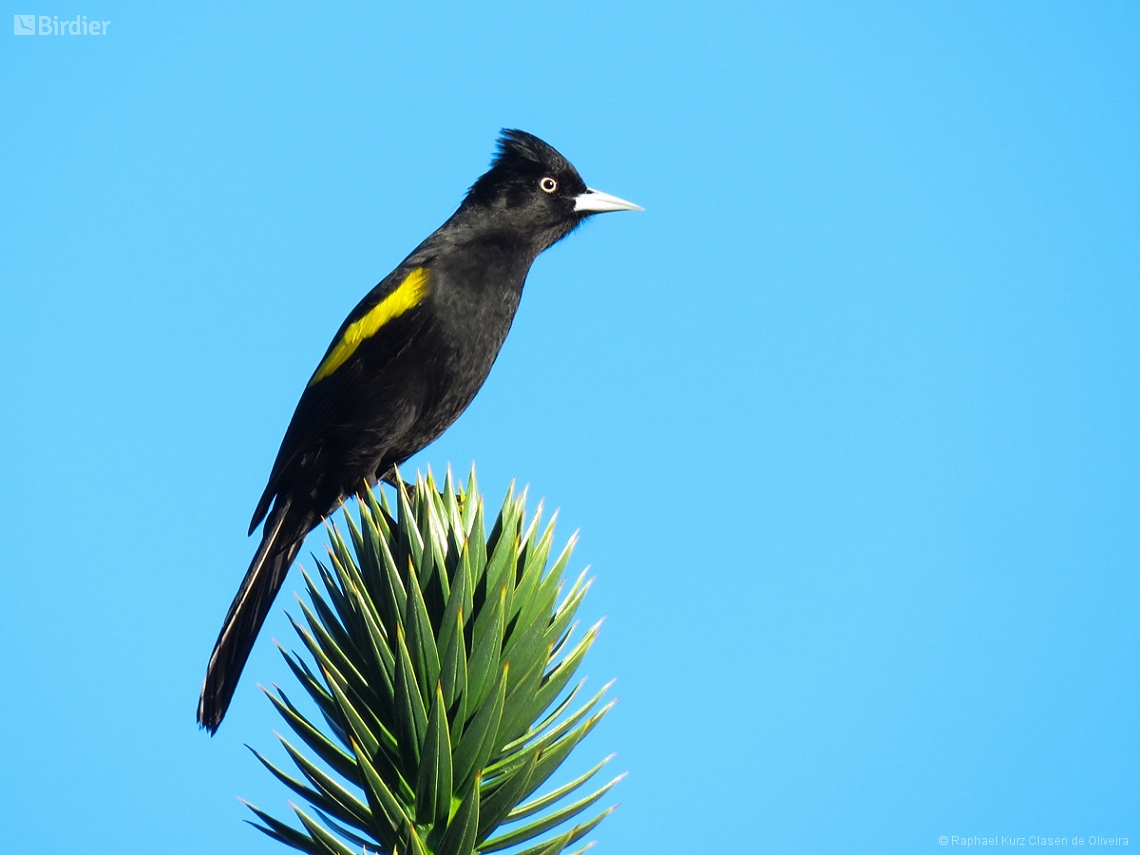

{"left": 246, "top": 467, "right": 619, "bottom": 855}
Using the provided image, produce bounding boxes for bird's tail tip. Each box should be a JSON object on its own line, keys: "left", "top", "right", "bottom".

{"left": 197, "top": 689, "right": 223, "bottom": 734}
{"left": 196, "top": 502, "right": 306, "bottom": 736}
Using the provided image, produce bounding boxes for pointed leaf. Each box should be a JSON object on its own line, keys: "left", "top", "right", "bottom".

{"left": 501, "top": 680, "right": 585, "bottom": 755}
{"left": 509, "top": 828, "right": 576, "bottom": 855}
{"left": 396, "top": 478, "right": 424, "bottom": 572}
{"left": 263, "top": 687, "right": 360, "bottom": 785}
{"left": 510, "top": 805, "right": 615, "bottom": 855}
{"left": 497, "top": 680, "right": 612, "bottom": 770}
{"left": 313, "top": 809, "right": 379, "bottom": 850}
{"left": 512, "top": 515, "right": 557, "bottom": 622}
{"left": 465, "top": 485, "right": 486, "bottom": 579}
{"left": 452, "top": 662, "right": 508, "bottom": 792}
{"left": 479, "top": 776, "right": 619, "bottom": 852}
{"left": 521, "top": 623, "right": 601, "bottom": 730}
{"left": 243, "top": 800, "right": 323, "bottom": 854}
{"left": 436, "top": 539, "right": 471, "bottom": 662}
{"left": 437, "top": 772, "right": 480, "bottom": 855}
{"left": 394, "top": 625, "right": 428, "bottom": 771}
{"left": 404, "top": 821, "right": 431, "bottom": 855}
{"left": 292, "top": 803, "right": 361, "bottom": 855}
{"left": 278, "top": 736, "right": 374, "bottom": 830}
{"left": 415, "top": 684, "right": 453, "bottom": 828}
{"left": 439, "top": 609, "right": 468, "bottom": 742}
{"left": 507, "top": 754, "right": 615, "bottom": 822}
{"left": 515, "top": 703, "right": 615, "bottom": 807}
{"left": 294, "top": 597, "right": 372, "bottom": 701}
{"left": 350, "top": 736, "right": 409, "bottom": 851}
{"left": 249, "top": 747, "right": 355, "bottom": 832}
{"left": 482, "top": 507, "right": 520, "bottom": 604}
{"left": 404, "top": 555, "right": 441, "bottom": 700}
{"left": 466, "top": 586, "right": 506, "bottom": 712}
{"left": 477, "top": 748, "right": 538, "bottom": 840}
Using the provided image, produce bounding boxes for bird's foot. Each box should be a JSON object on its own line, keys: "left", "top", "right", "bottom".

{"left": 379, "top": 470, "right": 417, "bottom": 504}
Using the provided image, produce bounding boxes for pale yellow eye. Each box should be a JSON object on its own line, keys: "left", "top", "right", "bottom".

{"left": 539, "top": 177, "right": 558, "bottom": 194}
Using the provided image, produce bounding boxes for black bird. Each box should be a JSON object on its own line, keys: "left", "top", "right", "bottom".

{"left": 198, "top": 130, "right": 640, "bottom": 732}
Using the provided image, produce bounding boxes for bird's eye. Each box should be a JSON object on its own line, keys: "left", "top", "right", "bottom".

{"left": 539, "top": 177, "right": 558, "bottom": 194}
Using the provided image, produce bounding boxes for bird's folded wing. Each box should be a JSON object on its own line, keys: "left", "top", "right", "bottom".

{"left": 248, "top": 270, "right": 434, "bottom": 534}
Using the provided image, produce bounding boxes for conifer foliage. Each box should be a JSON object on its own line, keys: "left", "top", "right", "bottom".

{"left": 245, "top": 468, "right": 620, "bottom": 855}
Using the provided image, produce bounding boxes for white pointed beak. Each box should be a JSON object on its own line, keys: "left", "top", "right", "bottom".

{"left": 573, "top": 187, "right": 644, "bottom": 213}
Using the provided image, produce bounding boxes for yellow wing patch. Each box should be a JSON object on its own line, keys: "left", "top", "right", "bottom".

{"left": 309, "top": 266, "right": 431, "bottom": 386}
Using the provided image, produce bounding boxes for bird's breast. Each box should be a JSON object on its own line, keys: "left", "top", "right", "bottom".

{"left": 404, "top": 255, "right": 525, "bottom": 424}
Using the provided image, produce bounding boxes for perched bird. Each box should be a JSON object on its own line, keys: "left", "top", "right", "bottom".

{"left": 198, "top": 130, "right": 641, "bottom": 732}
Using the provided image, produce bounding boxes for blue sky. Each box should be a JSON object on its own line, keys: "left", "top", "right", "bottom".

{"left": 1, "top": 2, "right": 1137, "bottom": 853}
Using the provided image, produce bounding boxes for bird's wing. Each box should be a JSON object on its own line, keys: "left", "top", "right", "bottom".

{"left": 248, "top": 264, "right": 435, "bottom": 534}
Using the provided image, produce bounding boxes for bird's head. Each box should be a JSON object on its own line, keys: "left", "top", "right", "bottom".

{"left": 464, "top": 129, "right": 641, "bottom": 250}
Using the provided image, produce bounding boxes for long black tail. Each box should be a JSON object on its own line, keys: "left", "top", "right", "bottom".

{"left": 197, "top": 500, "right": 311, "bottom": 733}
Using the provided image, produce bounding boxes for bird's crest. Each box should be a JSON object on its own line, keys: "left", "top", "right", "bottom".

{"left": 489, "top": 129, "right": 570, "bottom": 173}
{"left": 466, "top": 129, "right": 575, "bottom": 204}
